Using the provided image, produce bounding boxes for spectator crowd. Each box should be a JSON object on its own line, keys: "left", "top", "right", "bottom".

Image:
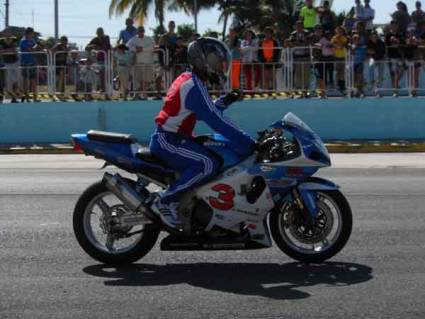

{"left": 1, "top": 0, "right": 425, "bottom": 102}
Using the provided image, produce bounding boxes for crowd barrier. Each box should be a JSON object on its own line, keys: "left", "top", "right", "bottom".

{"left": 1, "top": 98, "right": 425, "bottom": 145}
{"left": 2, "top": 47, "right": 425, "bottom": 99}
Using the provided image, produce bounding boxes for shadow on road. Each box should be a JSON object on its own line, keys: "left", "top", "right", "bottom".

{"left": 83, "top": 262, "right": 373, "bottom": 300}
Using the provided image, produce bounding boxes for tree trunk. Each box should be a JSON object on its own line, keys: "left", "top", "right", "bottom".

{"left": 222, "top": 13, "right": 228, "bottom": 41}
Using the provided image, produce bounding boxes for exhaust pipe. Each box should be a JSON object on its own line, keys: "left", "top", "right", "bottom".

{"left": 103, "top": 172, "right": 148, "bottom": 213}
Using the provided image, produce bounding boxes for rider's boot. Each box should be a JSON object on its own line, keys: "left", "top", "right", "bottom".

{"left": 151, "top": 198, "right": 182, "bottom": 230}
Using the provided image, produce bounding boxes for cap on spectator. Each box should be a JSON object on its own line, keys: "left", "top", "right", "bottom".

{"left": 137, "top": 26, "right": 145, "bottom": 32}
{"left": 323, "top": 0, "right": 330, "bottom": 6}
{"left": 60, "top": 36, "right": 68, "bottom": 42}
{"left": 25, "top": 27, "right": 34, "bottom": 35}
{"left": 314, "top": 24, "right": 323, "bottom": 30}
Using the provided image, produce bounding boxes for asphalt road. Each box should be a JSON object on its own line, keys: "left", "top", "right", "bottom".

{"left": 1, "top": 154, "right": 425, "bottom": 319}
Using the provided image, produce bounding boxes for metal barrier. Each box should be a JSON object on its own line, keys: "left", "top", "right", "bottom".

{"left": 1, "top": 46, "right": 425, "bottom": 101}
{"left": 0, "top": 51, "right": 50, "bottom": 101}
{"left": 51, "top": 50, "right": 109, "bottom": 100}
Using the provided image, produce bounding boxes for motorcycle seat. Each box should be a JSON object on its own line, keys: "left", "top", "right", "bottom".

{"left": 87, "top": 130, "right": 137, "bottom": 145}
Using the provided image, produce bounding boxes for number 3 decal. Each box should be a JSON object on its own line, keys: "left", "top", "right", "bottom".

{"left": 208, "top": 184, "right": 235, "bottom": 211}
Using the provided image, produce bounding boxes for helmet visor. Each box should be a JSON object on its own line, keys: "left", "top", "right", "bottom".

{"left": 203, "top": 39, "right": 231, "bottom": 83}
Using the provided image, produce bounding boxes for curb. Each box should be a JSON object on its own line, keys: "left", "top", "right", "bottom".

{"left": 2, "top": 141, "right": 425, "bottom": 154}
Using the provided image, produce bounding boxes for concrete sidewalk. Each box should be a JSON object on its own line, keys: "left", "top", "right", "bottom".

{"left": 1, "top": 153, "right": 424, "bottom": 169}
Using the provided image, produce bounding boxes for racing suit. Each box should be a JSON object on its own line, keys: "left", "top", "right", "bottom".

{"left": 149, "top": 72, "right": 255, "bottom": 204}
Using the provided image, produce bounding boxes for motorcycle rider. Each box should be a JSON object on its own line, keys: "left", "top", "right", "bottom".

{"left": 150, "top": 37, "right": 256, "bottom": 229}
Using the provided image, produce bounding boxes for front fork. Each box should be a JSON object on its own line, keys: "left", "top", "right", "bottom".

{"left": 291, "top": 188, "right": 318, "bottom": 227}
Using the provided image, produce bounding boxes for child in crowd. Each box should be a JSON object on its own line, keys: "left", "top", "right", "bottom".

{"left": 79, "top": 57, "right": 100, "bottom": 101}
{"left": 367, "top": 33, "right": 386, "bottom": 96}
{"left": 312, "top": 25, "right": 334, "bottom": 98}
{"left": 240, "top": 30, "right": 259, "bottom": 92}
{"left": 113, "top": 44, "right": 131, "bottom": 100}
{"left": 331, "top": 26, "right": 348, "bottom": 94}
{"left": 351, "top": 34, "right": 368, "bottom": 97}
{"left": 385, "top": 21, "right": 406, "bottom": 97}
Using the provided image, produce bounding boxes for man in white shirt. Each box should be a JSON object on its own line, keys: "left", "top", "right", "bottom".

{"left": 363, "top": 0, "right": 375, "bottom": 31}
{"left": 127, "top": 26, "right": 155, "bottom": 99}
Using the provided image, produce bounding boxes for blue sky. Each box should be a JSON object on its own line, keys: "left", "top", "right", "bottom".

{"left": 3, "top": 0, "right": 421, "bottom": 47}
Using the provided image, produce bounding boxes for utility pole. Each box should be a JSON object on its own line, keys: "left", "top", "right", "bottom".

{"left": 5, "top": 0, "right": 9, "bottom": 28}
{"left": 54, "top": 0, "right": 58, "bottom": 39}
{"left": 194, "top": 0, "right": 198, "bottom": 33}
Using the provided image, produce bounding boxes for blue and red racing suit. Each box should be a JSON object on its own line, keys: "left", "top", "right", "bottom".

{"left": 149, "top": 72, "right": 255, "bottom": 204}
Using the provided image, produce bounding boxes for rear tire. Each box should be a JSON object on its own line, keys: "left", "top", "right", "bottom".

{"left": 73, "top": 180, "right": 160, "bottom": 264}
{"left": 270, "top": 190, "right": 352, "bottom": 262}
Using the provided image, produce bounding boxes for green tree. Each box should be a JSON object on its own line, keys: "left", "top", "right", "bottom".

{"left": 202, "top": 28, "right": 221, "bottom": 38}
{"left": 109, "top": 0, "right": 168, "bottom": 29}
{"left": 177, "top": 23, "right": 196, "bottom": 42}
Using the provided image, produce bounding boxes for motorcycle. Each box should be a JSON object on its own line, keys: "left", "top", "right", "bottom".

{"left": 72, "top": 112, "right": 352, "bottom": 264}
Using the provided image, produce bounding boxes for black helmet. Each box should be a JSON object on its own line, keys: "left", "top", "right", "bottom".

{"left": 187, "top": 37, "right": 231, "bottom": 86}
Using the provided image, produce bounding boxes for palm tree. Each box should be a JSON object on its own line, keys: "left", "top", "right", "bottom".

{"left": 218, "top": 0, "right": 299, "bottom": 39}
{"left": 109, "top": 0, "right": 167, "bottom": 30}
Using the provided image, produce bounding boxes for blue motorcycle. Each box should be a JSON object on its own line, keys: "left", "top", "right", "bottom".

{"left": 72, "top": 113, "right": 352, "bottom": 264}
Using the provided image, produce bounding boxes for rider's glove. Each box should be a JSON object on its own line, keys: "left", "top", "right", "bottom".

{"left": 222, "top": 89, "right": 244, "bottom": 106}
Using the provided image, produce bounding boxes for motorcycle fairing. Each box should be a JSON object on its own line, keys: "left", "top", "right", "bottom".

{"left": 72, "top": 134, "right": 175, "bottom": 176}
{"left": 195, "top": 155, "right": 275, "bottom": 247}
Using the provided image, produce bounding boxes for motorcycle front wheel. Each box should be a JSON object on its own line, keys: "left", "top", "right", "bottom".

{"left": 270, "top": 189, "right": 352, "bottom": 262}
{"left": 73, "top": 180, "right": 160, "bottom": 264}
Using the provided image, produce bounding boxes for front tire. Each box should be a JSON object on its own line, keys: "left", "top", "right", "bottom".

{"left": 73, "top": 180, "right": 160, "bottom": 264}
{"left": 270, "top": 190, "right": 352, "bottom": 262}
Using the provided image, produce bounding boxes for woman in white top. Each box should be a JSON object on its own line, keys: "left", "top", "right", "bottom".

{"left": 240, "top": 30, "right": 259, "bottom": 92}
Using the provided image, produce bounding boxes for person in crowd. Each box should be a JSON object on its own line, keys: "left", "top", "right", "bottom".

{"left": 353, "top": 0, "right": 366, "bottom": 24}
{"left": 363, "top": 0, "right": 375, "bottom": 33}
{"left": 289, "top": 20, "right": 311, "bottom": 96}
{"left": 86, "top": 27, "right": 111, "bottom": 94}
{"left": 127, "top": 26, "right": 155, "bottom": 100}
{"left": 172, "top": 36, "right": 188, "bottom": 77}
{"left": 19, "top": 27, "right": 41, "bottom": 102}
{"left": 391, "top": 1, "right": 412, "bottom": 35}
{"left": 240, "top": 29, "right": 259, "bottom": 92}
{"left": 79, "top": 57, "right": 99, "bottom": 101}
{"left": 158, "top": 21, "right": 178, "bottom": 93}
{"left": 309, "top": 25, "right": 323, "bottom": 95}
{"left": 300, "top": 0, "right": 318, "bottom": 33}
{"left": 258, "top": 27, "right": 280, "bottom": 91}
{"left": 367, "top": 32, "right": 386, "bottom": 96}
{"left": 318, "top": 1, "right": 337, "bottom": 34}
{"left": 68, "top": 50, "right": 82, "bottom": 100}
{"left": 351, "top": 34, "right": 368, "bottom": 97}
{"left": 51, "top": 36, "right": 70, "bottom": 96}
{"left": 353, "top": 21, "right": 368, "bottom": 45}
{"left": 154, "top": 21, "right": 177, "bottom": 99}
{"left": 117, "top": 18, "right": 137, "bottom": 45}
{"left": 312, "top": 25, "right": 335, "bottom": 98}
{"left": 0, "top": 27, "right": 19, "bottom": 102}
{"left": 113, "top": 44, "right": 131, "bottom": 100}
{"left": 385, "top": 21, "right": 406, "bottom": 97}
{"left": 226, "top": 28, "right": 242, "bottom": 89}
{"left": 404, "top": 29, "right": 421, "bottom": 96}
{"left": 331, "top": 26, "right": 348, "bottom": 94}
{"left": 411, "top": 1, "right": 425, "bottom": 28}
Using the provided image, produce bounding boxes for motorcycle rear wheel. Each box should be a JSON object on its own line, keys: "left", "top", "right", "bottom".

{"left": 73, "top": 180, "right": 160, "bottom": 264}
{"left": 270, "top": 189, "right": 352, "bottom": 262}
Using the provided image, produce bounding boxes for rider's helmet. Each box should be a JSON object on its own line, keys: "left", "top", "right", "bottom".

{"left": 187, "top": 37, "right": 231, "bottom": 87}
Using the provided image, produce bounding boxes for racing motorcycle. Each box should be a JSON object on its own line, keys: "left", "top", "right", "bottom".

{"left": 72, "top": 113, "right": 352, "bottom": 264}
